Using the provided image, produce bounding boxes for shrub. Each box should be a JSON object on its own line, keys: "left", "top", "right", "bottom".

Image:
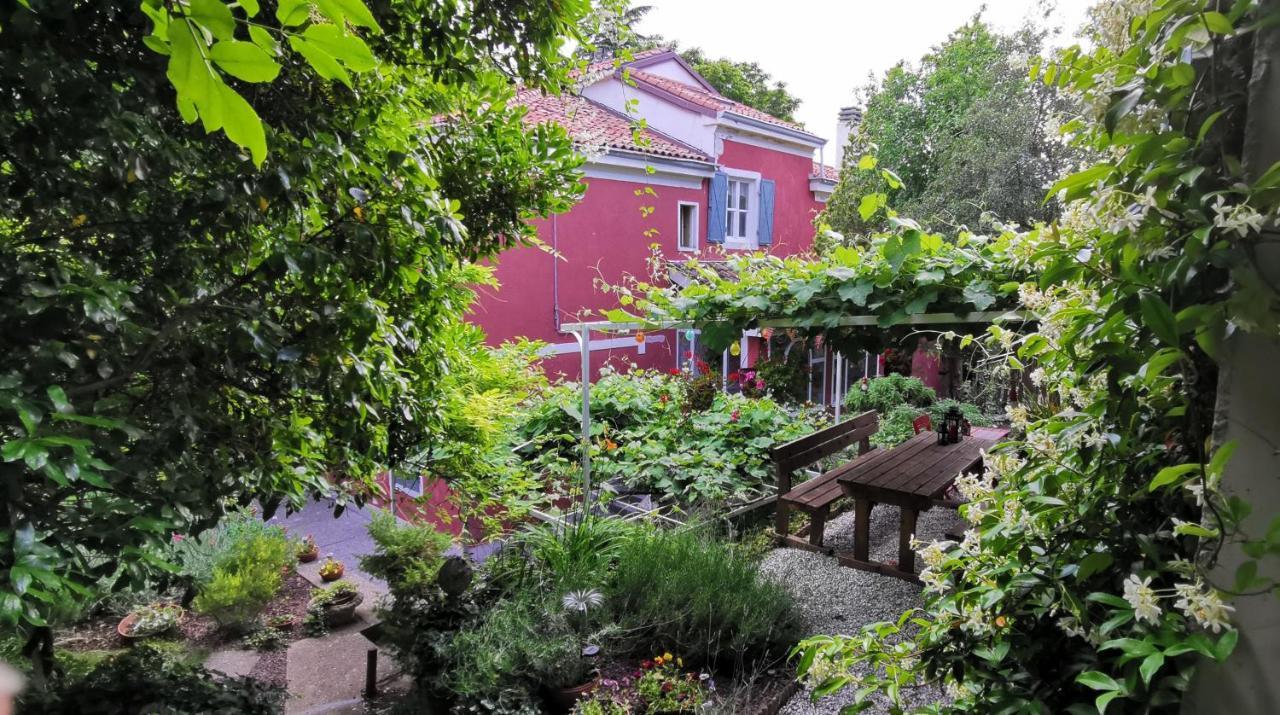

{"left": 18, "top": 645, "right": 282, "bottom": 714}
{"left": 844, "top": 374, "right": 935, "bottom": 415}
{"left": 190, "top": 522, "right": 292, "bottom": 632}
{"left": 244, "top": 626, "right": 287, "bottom": 652}
{"left": 518, "top": 517, "right": 637, "bottom": 590}
{"left": 927, "top": 398, "right": 993, "bottom": 428}
{"left": 522, "top": 369, "right": 824, "bottom": 505}
{"left": 607, "top": 528, "right": 797, "bottom": 668}
{"left": 871, "top": 405, "right": 923, "bottom": 449}
{"left": 360, "top": 510, "right": 452, "bottom": 596}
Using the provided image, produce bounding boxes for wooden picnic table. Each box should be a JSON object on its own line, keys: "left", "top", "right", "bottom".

{"left": 836, "top": 425, "right": 1010, "bottom": 581}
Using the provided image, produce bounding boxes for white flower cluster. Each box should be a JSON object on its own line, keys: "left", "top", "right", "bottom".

{"left": 802, "top": 650, "right": 844, "bottom": 687}
{"left": 1210, "top": 196, "right": 1267, "bottom": 238}
{"left": 1120, "top": 574, "right": 1235, "bottom": 633}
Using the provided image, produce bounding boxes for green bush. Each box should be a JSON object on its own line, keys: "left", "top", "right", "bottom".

{"left": 360, "top": 510, "right": 452, "bottom": 596}
{"left": 607, "top": 528, "right": 797, "bottom": 668}
{"left": 190, "top": 521, "right": 293, "bottom": 632}
{"left": 843, "top": 374, "right": 935, "bottom": 415}
{"left": 516, "top": 517, "right": 637, "bottom": 590}
{"left": 521, "top": 368, "right": 825, "bottom": 505}
{"left": 928, "top": 398, "right": 993, "bottom": 428}
{"left": 869, "top": 399, "right": 993, "bottom": 449}
{"left": 18, "top": 644, "right": 282, "bottom": 714}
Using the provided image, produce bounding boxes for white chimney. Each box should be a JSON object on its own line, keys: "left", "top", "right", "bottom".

{"left": 834, "top": 106, "right": 863, "bottom": 168}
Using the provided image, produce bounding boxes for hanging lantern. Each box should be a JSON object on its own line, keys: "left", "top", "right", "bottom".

{"left": 685, "top": 329, "right": 696, "bottom": 341}
{"left": 761, "top": 327, "right": 774, "bottom": 340}
{"left": 729, "top": 341, "right": 741, "bottom": 356}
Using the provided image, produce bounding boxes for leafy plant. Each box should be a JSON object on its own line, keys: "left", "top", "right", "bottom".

{"left": 310, "top": 580, "right": 361, "bottom": 608}
{"left": 17, "top": 645, "right": 282, "bottom": 714}
{"left": 0, "top": 0, "right": 591, "bottom": 658}
{"left": 607, "top": 527, "right": 797, "bottom": 668}
{"left": 243, "top": 626, "right": 287, "bottom": 652}
{"left": 360, "top": 510, "right": 452, "bottom": 596}
{"left": 633, "top": 655, "right": 711, "bottom": 713}
{"left": 318, "top": 557, "right": 344, "bottom": 581}
{"left": 844, "top": 374, "right": 935, "bottom": 415}
{"left": 516, "top": 517, "right": 638, "bottom": 590}
{"left": 521, "top": 368, "right": 824, "bottom": 505}
{"left": 125, "top": 603, "right": 183, "bottom": 638}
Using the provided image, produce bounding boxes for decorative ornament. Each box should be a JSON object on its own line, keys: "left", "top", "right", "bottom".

{"left": 634, "top": 332, "right": 646, "bottom": 344}
{"left": 685, "top": 329, "right": 696, "bottom": 341}
{"left": 729, "top": 342, "right": 741, "bottom": 356}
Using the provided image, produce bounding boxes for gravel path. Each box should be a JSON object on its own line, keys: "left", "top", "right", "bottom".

{"left": 760, "top": 505, "right": 965, "bottom": 714}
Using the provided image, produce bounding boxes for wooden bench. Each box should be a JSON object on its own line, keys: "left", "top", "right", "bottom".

{"left": 772, "top": 411, "right": 879, "bottom": 551}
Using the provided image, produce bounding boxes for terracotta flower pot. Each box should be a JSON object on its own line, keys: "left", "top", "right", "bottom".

{"left": 320, "top": 563, "right": 344, "bottom": 581}
{"left": 297, "top": 547, "right": 319, "bottom": 563}
{"left": 547, "top": 679, "right": 596, "bottom": 713}
{"left": 117, "top": 608, "right": 183, "bottom": 640}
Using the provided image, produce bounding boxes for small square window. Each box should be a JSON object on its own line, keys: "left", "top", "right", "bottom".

{"left": 677, "top": 202, "right": 698, "bottom": 251}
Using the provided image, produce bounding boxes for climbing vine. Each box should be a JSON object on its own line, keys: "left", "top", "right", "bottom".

{"left": 620, "top": 0, "right": 1279, "bottom": 711}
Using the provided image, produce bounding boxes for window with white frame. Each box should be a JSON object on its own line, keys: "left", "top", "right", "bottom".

{"left": 725, "top": 179, "right": 753, "bottom": 243}
{"left": 677, "top": 202, "right": 698, "bottom": 251}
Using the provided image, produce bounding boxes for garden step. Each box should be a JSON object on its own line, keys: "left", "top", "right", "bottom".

{"left": 203, "top": 648, "right": 261, "bottom": 679}
{"left": 285, "top": 626, "right": 397, "bottom": 714}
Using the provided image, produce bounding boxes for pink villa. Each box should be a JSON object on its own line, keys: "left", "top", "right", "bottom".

{"left": 468, "top": 49, "right": 844, "bottom": 389}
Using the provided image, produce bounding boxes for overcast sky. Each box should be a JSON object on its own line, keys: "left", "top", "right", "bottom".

{"left": 634, "top": 0, "right": 1096, "bottom": 149}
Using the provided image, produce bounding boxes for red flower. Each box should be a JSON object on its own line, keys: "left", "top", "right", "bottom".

{"left": 662, "top": 681, "right": 674, "bottom": 693}
{"left": 641, "top": 660, "right": 654, "bottom": 670}
{"left": 727, "top": 371, "right": 740, "bottom": 382}
{"left": 659, "top": 393, "right": 669, "bottom": 403}
{"left": 668, "top": 368, "right": 681, "bottom": 376}
{"left": 730, "top": 409, "right": 740, "bottom": 422}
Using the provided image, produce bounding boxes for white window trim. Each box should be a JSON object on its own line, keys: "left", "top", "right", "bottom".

{"left": 720, "top": 168, "right": 761, "bottom": 250}
{"left": 677, "top": 201, "right": 699, "bottom": 252}
{"left": 392, "top": 472, "right": 424, "bottom": 497}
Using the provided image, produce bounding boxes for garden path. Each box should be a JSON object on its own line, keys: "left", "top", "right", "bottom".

{"left": 762, "top": 505, "right": 964, "bottom": 714}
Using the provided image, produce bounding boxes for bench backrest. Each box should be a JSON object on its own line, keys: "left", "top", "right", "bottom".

{"left": 771, "top": 410, "right": 879, "bottom": 476}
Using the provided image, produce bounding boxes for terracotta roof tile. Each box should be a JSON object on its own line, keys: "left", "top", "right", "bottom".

{"left": 514, "top": 88, "right": 712, "bottom": 163}
{"left": 626, "top": 69, "right": 812, "bottom": 134}
{"left": 811, "top": 163, "right": 839, "bottom": 181}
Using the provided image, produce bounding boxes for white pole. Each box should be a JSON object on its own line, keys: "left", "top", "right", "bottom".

{"left": 576, "top": 325, "right": 592, "bottom": 516}
{"left": 834, "top": 352, "right": 843, "bottom": 421}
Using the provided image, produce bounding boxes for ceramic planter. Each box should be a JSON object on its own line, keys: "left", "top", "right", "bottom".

{"left": 320, "top": 591, "right": 364, "bottom": 627}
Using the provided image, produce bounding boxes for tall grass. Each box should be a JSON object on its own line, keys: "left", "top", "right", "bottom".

{"left": 607, "top": 527, "right": 798, "bottom": 669}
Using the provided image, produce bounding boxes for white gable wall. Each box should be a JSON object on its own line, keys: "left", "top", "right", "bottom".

{"left": 636, "top": 58, "right": 705, "bottom": 88}
{"left": 581, "top": 77, "right": 717, "bottom": 156}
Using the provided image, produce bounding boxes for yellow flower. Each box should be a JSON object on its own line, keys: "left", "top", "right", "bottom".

{"left": 662, "top": 652, "right": 673, "bottom": 662}
{"left": 676, "top": 657, "right": 683, "bottom": 667}
{"left": 71, "top": 214, "right": 87, "bottom": 228}
{"left": 257, "top": 196, "right": 269, "bottom": 212}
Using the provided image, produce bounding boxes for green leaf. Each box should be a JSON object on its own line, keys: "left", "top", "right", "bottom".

{"left": 218, "top": 82, "right": 267, "bottom": 165}
{"left": 1077, "top": 671, "right": 1121, "bottom": 691}
{"left": 276, "top": 0, "right": 312, "bottom": 26}
{"left": 1077, "top": 551, "right": 1113, "bottom": 579}
{"left": 1048, "top": 164, "right": 1114, "bottom": 202}
{"left": 248, "top": 25, "right": 279, "bottom": 54}
{"left": 1214, "top": 629, "right": 1238, "bottom": 662}
{"left": 46, "top": 385, "right": 71, "bottom": 414}
{"left": 858, "top": 193, "right": 886, "bottom": 221}
{"left": 1169, "top": 62, "right": 1195, "bottom": 87}
{"left": 209, "top": 40, "right": 281, "bottom": 82}
{"left": 302, "top": 23, "right": 377, "bottom": 72}
{"left": 187, "top": 0, "right": 236, "bottom": 41}
{"left": 1202, "top": 11, "right": 1234, "bottom": 34}
{"left": 1197, "top": 110, "right": 1226, "bottom": 145}
{"left": 857, "top": 155, "right": 877, "bottom": 171}
{"left": 1139, "top": 293, "right": 1179, "bottom": 345}
{"left": 1148, "top": 463, "right": 1200, "bottom": 491}
{"left": 963, "top": 281, "right": 996, "bottom": 311}
{"left": 239, "top": 0, "right": 260, "bottom": 16}
{"left": 315, "top": 0, "right": 381, "bottom": 30}
{"left": 289, "top": 35, "right": 353, "bottom": 88}
{"left": 1104, "top": 88, "right": 1143, "bottom": 134}
{"left": 1096, "top": 690, "right": 1123, "bottom": 714}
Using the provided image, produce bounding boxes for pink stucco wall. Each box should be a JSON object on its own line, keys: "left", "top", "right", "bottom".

{"left": 470, "top": 176, "right": 704, "bottom": 381}
{"left": 716, "top": 139, "right": 823, "bottom": 256}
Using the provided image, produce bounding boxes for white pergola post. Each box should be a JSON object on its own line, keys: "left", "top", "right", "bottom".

{"left": 574, "top": 324, "right": 592, "bottom": 516}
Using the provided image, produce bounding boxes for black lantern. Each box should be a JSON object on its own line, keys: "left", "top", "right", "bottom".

{"left": 936, "top": 416, "right": 949, "bottom": 445}
{"left": 944, "top": 405, "right": 964, "bottom": 444}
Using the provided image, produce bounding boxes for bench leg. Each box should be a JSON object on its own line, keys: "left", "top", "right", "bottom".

{"left": 898, "top": 507, "right": 918, "bottom": 573}
{"left": 775, "top": 500, "right": 790, "bottom": 541}
{"left": 853, "top": 499, "right": 871, "bottom": 561}
{"left": 808, "top": 506, "right": 829, "bottom": 548}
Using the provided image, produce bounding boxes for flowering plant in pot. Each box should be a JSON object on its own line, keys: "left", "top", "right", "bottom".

{"left": 296, "top": 535, "right": 319, "bottom": 563}
{"left": 118, "top": 602, "right": 183, "bottom": 639}
{"left": 318, "top": 555, "right": 344, "bottom": 581}
{"left": 634, "top": 653, "right": 711, "bottom": 713}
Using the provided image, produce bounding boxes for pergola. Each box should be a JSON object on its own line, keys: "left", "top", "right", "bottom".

{"left": 559, "top": 309, "right": 1024, "bottom": 514}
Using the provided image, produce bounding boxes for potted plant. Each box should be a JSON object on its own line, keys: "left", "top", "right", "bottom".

{"left": 296, "top": 535, "right": 319, "bottom": 563}
{"left": 308, "top": 581, "right": 364, "bottom": 627}
{"left": 318, "top": 555, "right": 344, "bottom": 582}
{"left": 266, "top": 613, "right": 298, "bottom": 630}
{"left": 117, "top": 602, "right": 183, "bottom": 639}
{"left": 543, "top": 589, "right": 611, "bottom": 712}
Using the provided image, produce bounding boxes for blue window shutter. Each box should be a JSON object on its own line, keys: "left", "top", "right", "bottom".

{"left": 757, "top": 179, "right": 776, "bottom": 247}
{"left": 707, "top": 172, "right": 728, "bottom": 244}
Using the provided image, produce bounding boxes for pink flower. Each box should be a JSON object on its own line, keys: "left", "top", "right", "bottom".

{"left": 171, "top": 533, "right": 185, "bottom": 543}
{"left": 730, "top": 409, "right": 740, "bottom": 422}
{"left": 754, "top": 378, "right": 765, "bottom": 390}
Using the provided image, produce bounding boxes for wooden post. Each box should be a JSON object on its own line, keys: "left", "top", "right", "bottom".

{"left": 774, "top": 463, "right": 792, "bottom": 539}
{"left": 898, "top": 508, "right": 918, "bottom": 573}
{"left": 853, "top": 498, "right": 871, "bottom": 561}
{"left": 364, "top": 649, "right": 378, "bottom": 699}
{"left": 808, "top": 505, "right": 828, "bottom": 547}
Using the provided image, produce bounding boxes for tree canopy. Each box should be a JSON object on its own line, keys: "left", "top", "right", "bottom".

{"left": 823, "top": 17, "right": 1079, "bottom": 238}
{"left": 0, "top": 0, "right": 589, "bottom": 651}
